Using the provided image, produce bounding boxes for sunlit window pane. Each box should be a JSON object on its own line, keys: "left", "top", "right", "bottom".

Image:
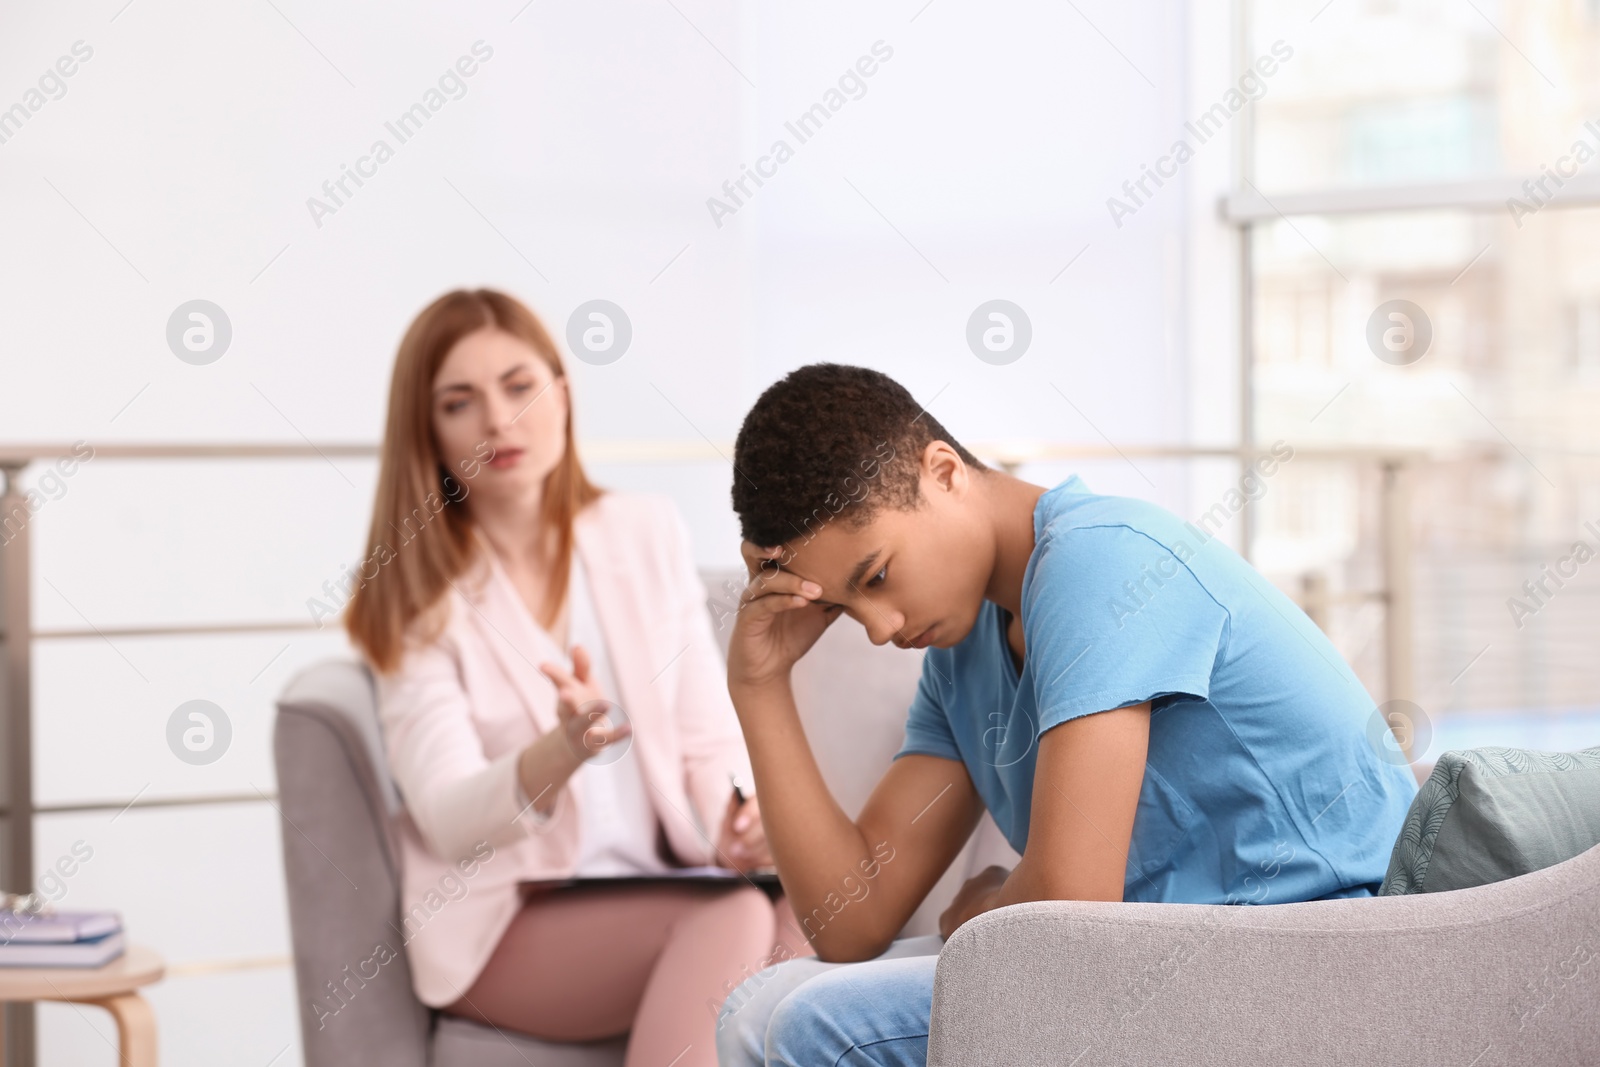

{"left": 1249, "top": 199, "right": 1600, "bottom": 749}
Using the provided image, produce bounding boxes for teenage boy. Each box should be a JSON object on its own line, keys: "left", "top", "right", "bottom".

{"left": 714, "top": 363, "right": 1418, "bottom": 1067}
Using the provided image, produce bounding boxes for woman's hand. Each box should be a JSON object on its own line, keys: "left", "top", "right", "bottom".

{"left": 938, "top": 864, "right": 1010, "bottom": 940}
{"left": 725, "top": 541, "right": 842, "bottom": 692}
{"left": 539, "top": 644, "right": 632, "bottom": 764}
{"left": 716, "top": 789, "right": 773, "bottom": 872}
{"left": 517, "top": 644, "right": 632, "bottom": 816}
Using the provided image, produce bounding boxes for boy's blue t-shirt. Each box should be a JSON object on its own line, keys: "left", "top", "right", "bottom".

{"left": 894, "top": 475, "right": 1418, "bottom": 904}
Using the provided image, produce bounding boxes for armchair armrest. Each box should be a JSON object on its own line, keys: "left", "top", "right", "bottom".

{"left": 929, "top": 844, "right": 1600, "bottom": 1066}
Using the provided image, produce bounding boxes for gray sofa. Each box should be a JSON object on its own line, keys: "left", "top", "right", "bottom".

{"left": 276, "top": 569, "right": 1600, "bottom": 1066}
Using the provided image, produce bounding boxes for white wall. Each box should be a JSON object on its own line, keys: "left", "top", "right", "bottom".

{"left": 0, "top": 0, "right": 1214, "bottom": 1061}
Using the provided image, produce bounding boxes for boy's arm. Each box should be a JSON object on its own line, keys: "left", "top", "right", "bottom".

{"left": 942, "top": 701, "right": 1150, "bottom": 932}
{"left": 732, "top": 679, "right": 984, "bottom": 961}
{"left": 728, "top": 554, "right": 985, "bottom": 963}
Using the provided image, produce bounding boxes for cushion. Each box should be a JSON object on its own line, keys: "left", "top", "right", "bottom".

{"left": 1380, "top": 745, "right": 1600, "bottom": 894}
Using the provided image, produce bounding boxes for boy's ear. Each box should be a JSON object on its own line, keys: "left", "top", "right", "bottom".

{"left": 922, "top": 440, "right": 969, "bottom": 496}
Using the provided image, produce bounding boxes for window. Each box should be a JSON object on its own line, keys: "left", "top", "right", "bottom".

{"left": 1241, "top": 0, "right": 1600, "bottom": 753}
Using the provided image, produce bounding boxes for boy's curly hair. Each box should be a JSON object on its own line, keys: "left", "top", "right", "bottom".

{"left": 731, "top": 363, "right": 986, "bottom": 548}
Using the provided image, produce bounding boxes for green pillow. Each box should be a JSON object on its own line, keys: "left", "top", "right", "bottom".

{"left": 1380, "top": 746, "right": 1600, "bottom": 895}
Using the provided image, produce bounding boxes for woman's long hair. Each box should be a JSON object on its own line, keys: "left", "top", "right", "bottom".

{"left": 345, "top": 289, "right": 603, "bottom": 674}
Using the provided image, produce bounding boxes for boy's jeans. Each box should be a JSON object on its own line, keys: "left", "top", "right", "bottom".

{"left": 715, "top": 934, "right": 945, "bottom": 1067}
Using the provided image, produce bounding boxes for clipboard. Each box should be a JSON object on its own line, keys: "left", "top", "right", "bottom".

{"left": 520, "top": 865, "right": 783, "bottom": 897}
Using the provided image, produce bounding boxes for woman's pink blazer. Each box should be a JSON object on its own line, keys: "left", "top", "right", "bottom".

{"left": 374, "top": 491, "right": 753, "bottom": 1007}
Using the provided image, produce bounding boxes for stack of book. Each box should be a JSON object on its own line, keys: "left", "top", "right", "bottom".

{"left": 0, "top": 908, "right": 124, "bottom": 968}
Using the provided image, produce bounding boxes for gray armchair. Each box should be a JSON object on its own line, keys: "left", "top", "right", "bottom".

{"left": 273, "top": 569, "right": 1013, "bottom": 1066}
{"left": 275, "top": 655, "right": 631, "bottom": 1066}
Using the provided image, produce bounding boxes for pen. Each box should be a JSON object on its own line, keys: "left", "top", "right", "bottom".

{"left": 729, "top": 772, "right": 747, "bottom": 805}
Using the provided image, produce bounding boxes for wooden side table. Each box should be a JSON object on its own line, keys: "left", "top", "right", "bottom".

{"left": 0, "top": 944, "right": 164, "bottom": 1066}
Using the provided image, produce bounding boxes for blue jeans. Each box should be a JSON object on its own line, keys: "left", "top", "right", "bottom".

{"left": 715, "top": 934, "right": 945, "bottom": 1067}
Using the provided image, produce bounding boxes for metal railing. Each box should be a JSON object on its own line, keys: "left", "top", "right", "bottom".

{"left": 0, "top": 436, "right": 1451, "bottom": 828}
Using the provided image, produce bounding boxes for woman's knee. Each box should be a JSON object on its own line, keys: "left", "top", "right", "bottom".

{"left": 693, "top": 883, "right": 776, "bottom": 941}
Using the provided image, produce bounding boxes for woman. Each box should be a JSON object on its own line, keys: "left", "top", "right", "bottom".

{"left": 344, "top": 288, "right": 807, "bottom": 1066}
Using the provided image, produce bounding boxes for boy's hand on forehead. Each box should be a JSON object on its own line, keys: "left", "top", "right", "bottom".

{"left": 728, "top": 538, "right": 841, "bottom": 690}
{"left": 740, "top": 539, "right": 793, "bottom": 583}
{"left": 741, "top": 539, "right": 837, "bottom": 600}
